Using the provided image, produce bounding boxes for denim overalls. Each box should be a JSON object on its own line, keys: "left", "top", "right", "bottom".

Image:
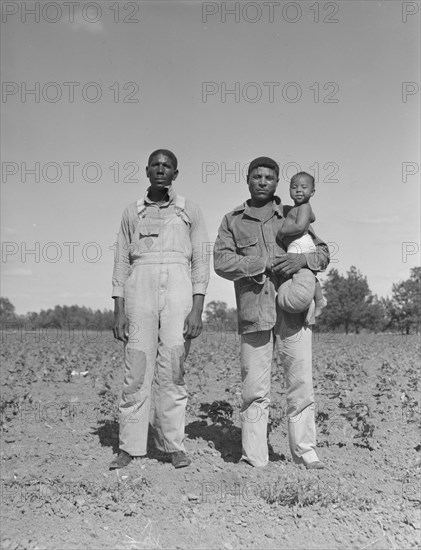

{"left": 119, "top": 195, "right": 193, "bottom": 456}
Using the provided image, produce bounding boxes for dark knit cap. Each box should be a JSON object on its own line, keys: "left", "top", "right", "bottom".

{"left": 247, "top": 157, "right": 279, "bottom": 178}
{"left": 148, "top": 149, "right": 178, "bottom": 169}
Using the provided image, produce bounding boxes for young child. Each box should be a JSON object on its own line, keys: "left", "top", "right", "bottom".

{"left": 276, "top": 171, "right": 327, "bottom": 319}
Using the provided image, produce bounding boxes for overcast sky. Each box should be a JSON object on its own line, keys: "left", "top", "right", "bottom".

{"left": 1, "top": 0, "right": 420, "bottom": 314}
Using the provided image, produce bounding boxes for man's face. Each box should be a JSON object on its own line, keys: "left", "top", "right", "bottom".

{"left": 289, "top": 176, "right": 315, "bottom": 205}
{"left": 247, "top": 167, "right": 279, "bottom": 204}
{"left": 146, "top": 153, "right": 178, "bottom": 190}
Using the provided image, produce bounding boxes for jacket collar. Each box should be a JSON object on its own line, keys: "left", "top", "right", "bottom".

{"left": 137, "top": 186, "right": 184, "bottom": 217}
{"left": 232, "top": 195, "right": 284, "bottom": 217}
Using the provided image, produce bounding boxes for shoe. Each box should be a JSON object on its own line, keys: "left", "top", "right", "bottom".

{"left": 109, "top": 450, "right": 133, "bottom": 470}
{"left": 238, "top": 458, "right": 268, "bottom": 468}
{"left": 238, "top": 458, "right": 253, "bottom": 467}
{"left": 171, "top": 451, "right": 191, "bottom": 469}
{"left": 305, "top": 460, "right": 325, "bottom": 470}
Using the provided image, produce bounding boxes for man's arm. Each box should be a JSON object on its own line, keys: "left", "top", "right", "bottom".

{"left": 112, "top": 207, "right": 132, "bottom": 299}
{"left": 184, "top": 203, "right": 210, "bottom": 339}
{"left": 272, "top": 230, "right": 330, "bottom": 277}
{"left": 189, "top": 203, "right": 210, "bottom": 296}
{"left": 112, "top": 208, "right": 132, "bottom": 342}
{"left": 214, "top": 214, "right": 266, "bottom": 281}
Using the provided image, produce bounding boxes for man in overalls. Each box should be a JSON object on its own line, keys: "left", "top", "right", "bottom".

{"left": 110, "top": 149, "right": 209, "bottom": 469}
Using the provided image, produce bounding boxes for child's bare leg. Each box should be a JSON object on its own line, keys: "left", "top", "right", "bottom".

{"left": 314, "top": 279, "right": 327, "bottom": 317}
{"left": 304, "top": 300, "right": 315, "bottom": 325}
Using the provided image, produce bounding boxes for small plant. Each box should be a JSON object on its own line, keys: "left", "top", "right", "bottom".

{"left": 200, "top": 400, "right": 234, "bottom": 426}
{"left": 261, "top": 478, "right": 375, "bottom": 510}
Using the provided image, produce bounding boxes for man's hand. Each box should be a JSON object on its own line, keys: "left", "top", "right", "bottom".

{"left": 113, "top": 297, "right": 130, "bottom": 342}
{"left": 113, "top": 311, "right": 130, "bottom": 342}
{"left": 272, "top": 253, "right": 307, "bottom": 277}
{"left": 183, "top": 308, "right": 203, "bottom": 340}
{"left": 265, "top": 257, "right": 273, "bottom": 274}
{"left": 183, "top": 294, "right": 205, "bottom": 339}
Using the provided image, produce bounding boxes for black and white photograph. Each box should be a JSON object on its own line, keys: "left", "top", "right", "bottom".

{"left": 1, "top": 1, "right": 420, "bottom": 548}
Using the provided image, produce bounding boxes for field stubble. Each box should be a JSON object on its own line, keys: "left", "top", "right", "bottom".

{"left": 0, "top": 330, "right": 420, "bottom": 550}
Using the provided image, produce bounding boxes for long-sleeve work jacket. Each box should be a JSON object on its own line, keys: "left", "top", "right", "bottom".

{"left": 214, "top": 196, "right": 330, "bottom": 334}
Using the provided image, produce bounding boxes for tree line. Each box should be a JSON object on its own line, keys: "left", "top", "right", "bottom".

{"left": 1, "top": 267, "right": 419, "bottom": 334}
{"left": 0, "top": 301, "right": 115, "bottom": 331}
{"left": 318, "top": 266, "right": 419, "bottom": 334}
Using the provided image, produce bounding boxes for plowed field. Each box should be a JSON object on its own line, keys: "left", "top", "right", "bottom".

{"left": 1, "top": 330, "right": 420, "bottom": 550}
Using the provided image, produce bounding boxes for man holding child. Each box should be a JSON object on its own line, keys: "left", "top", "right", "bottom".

{"left": 214, "top": 157, "right": 329, "bottom": 469}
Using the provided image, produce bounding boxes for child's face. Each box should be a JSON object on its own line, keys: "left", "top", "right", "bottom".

{"left": 289, "top": 176, "right": 315, "bottom": 205}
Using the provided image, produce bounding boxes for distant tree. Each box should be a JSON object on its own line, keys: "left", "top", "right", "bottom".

{"left": 319, "top": 266, "right": 385, "bottom": 333}
{"left": 205, "top": 301, "right": 228, "bottom": 323}
{"left": 387, "top": 267, "right": 420, "bottom": 334}
{"left": 0, "top": 297, "right": 17, "bottom": 323}
{"left": 368, "top": 295, "right": 389, "bottom": 332}
{"left": 204, "top": 300, "right": 237, "bottom": 328}
{"left": 361, "top": 294, "right": 388, "bottom": 332}
{"left": 16, "top": 302, "right": 115, "bottom": 331}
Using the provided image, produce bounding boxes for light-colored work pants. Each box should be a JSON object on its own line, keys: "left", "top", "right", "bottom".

{"left": 240, "top": 309, "right": 319, "bottom": 467}
{"left": 119, "top": 260, "right": 192, "bottom": 456}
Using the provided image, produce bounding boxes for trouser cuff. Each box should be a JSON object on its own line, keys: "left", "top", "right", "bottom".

{"left": 240, "top": 455, "right": 268, "bottom": 468}
{"left": 297, "top": 449, "right": 319, "bottom": 465}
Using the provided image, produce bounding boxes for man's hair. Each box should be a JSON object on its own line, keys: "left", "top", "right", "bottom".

{"left": 148, "top": 149, "right": 178, "bottom": 169}
{"left": 290, "top": 171, "right": 315, "bottom": 188}
{"left": 247, "top": 157, "right": 279, "bottom": 179}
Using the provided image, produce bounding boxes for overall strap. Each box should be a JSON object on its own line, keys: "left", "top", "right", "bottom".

{"left": 137, "top": 194, "right": 189, "bottom": 223}
{"left": 136, "top": 198, "right": 147, "bottom": 218}
{"left": 175, "top": 194, "right": 186, "bottom": 214}
{"left": 175, "top": 195, "right": 192, "bottom": 226}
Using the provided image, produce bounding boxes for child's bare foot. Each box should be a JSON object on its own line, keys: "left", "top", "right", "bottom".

{"left": 304, "top": 300, "right": 316, "bottom": 325}
{"left": 315, "top": 297, "right": 327, "bottom": 318}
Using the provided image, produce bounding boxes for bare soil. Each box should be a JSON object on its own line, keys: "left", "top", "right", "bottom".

{"left": 1, "top": 330, "right": 420, "bottom": 550}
